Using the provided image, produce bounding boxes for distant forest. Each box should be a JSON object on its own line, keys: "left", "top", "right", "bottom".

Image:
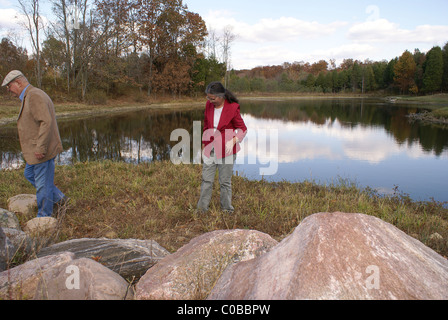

{"left": 1, "top": 0, "right": 448, "bottom": 103}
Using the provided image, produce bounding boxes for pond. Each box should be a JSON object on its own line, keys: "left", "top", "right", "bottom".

{"left": 1, "top": 98, "right": 447, "bottom": 204}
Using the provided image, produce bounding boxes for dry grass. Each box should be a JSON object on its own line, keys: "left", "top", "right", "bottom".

{"left": 1, "top": 161, "right": 447, "bottom": 261}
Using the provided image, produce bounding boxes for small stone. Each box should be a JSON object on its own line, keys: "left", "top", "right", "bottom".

{"left": 24, "top": 217, "right": 58, "bottom": 236}
{"left": 429, "top": 233, "right": 443, "bottom": 241}
{"left": 7, "top": 195, "right": 37, "bottom": 216}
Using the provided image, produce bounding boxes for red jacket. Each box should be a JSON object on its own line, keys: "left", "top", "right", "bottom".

{"left": 202, "top": 100, "right": 247, "bottom": 159}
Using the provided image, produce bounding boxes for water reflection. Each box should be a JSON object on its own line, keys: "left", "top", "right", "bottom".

{"left": 1, "top": 98, "right": 447, "bottom": 202}
{"left": 235, "top": 99, "right": 448, "bottom": 202}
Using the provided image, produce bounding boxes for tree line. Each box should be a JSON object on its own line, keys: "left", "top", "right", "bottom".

{"left": 1, "top": 0, "right": 228, "bottom": 102}
{"left": 229, "top": 44, "right": 448, "bottom": 95}
{"left": 1, "top": 0, "right": 447, "bottom": 102}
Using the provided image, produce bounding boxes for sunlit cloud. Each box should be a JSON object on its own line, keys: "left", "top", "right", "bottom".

{"left": 0, "top": 8, "right": 21, "bottom": 30}
{"left": 205, "top": 10, "right": 347, "bottom": 43}
{"left": 348, "top": 18, "right": 448, "bottom": 44}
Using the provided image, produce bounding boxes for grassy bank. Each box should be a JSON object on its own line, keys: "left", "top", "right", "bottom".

{"left": 1, "top": 161, "right": 447, "bottom": 261}
{"left": 393, "top": 94, "right": 448, "bottom": 124}
{"left": 394, "top": 93, "right": 448, "bottom": 105}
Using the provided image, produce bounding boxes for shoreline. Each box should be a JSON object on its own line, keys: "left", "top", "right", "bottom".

{"left": 1, "top": 93, "right": 448, "bottom": 127}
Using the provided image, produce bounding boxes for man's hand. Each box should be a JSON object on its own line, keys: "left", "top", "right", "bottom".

{"left": 35, "top": 152, "right": 45, "bottom": 160}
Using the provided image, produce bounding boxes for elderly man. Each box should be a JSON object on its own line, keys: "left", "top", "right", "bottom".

{"left": 2, "top": 70, "right": 67, "bottom": 217}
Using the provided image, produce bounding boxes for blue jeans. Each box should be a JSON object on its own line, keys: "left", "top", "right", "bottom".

{"left": 24, "top": 158, "right": 65, "bottom": 217}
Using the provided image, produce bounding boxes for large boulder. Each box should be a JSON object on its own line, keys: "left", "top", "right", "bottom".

{"left": 37, "top": 238, "right": 170, "bottom": 279}
{"left": 0, "top": 252, "right": 75, "bottom": 300}
{"left": 208, "top": 212, "right": 448, "bottom": 300}
{"left": 136, "top": 229, "right": 278, "bottom": 300}
{"left": 0, "top": 252, "right": 133, "bottom": 300}
{"left": 33, "top": 257, "right": 133, "bottom": 300}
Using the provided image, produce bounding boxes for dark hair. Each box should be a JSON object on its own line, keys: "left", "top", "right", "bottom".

{"left": 205, "top": 81, "right": 239, "bottom": 104}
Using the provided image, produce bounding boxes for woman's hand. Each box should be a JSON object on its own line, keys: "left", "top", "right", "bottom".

{"left": 225, "top": 137, "right": 238, "bottom": 154}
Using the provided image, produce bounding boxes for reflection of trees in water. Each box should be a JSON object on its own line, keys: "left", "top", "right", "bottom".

{"left": 60, "top": 109, "right": 204, "bottom": 164}
{"left": 242, "top": 99, "right": 448, "bottom": 156}
{"left": 0, "top": 126, "right": 22, "bottom": 169}
{"left": 0, "top": 109, "right": 204, "bottom": 168}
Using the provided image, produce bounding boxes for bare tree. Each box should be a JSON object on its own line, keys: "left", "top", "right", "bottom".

{"left": 18, "top": 0, "right": 43, "bottom": 87}
{"left": 205, "top": 28, "right": 220, "bottom": 60}
{"left": 50, "top": 0, "right": 72, "bottom": 92}
{"left": 221, "top": 25, "right": 236, "bottom": 87}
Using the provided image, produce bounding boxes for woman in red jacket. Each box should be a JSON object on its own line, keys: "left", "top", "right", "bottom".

{"left": 197, "top": 82, "right": 247, "bottom": 213}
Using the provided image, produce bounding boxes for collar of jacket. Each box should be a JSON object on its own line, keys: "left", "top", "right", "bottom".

{"left": 17, "top": 85, "right": 34, "bottom": 121}
{"left": 207, "top": 100, "right": 237, "bottom": 131}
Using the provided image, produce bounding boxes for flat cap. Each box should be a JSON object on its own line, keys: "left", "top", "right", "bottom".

{"left": 2, "top": 70, "right": 24, "bottom": 87}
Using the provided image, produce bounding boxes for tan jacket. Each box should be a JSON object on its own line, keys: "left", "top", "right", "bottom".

{"left": 17, "top": 85, "right": 63, "bottom": 165}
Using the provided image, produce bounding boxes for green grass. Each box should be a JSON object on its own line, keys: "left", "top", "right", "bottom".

{"left": 396, "top": 93, "right": 448, "bottom": 104}
{"left": 1, "top": 161, "right": 447, "bottom": 260}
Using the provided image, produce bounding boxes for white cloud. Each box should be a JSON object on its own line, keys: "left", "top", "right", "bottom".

{"left": 0, "top": 8, "right": 21, "bottom": 30}
{"left": 348, "top": 18, "right": 448, "bottom": 44}
{"left": 242, "top": 17, "right": 347, "bottom": 43}
{"left": 205, "top": 10, "right": 347, "bottom": 43}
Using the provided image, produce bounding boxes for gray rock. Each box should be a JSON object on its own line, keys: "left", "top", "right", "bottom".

{"left": 2, "top": 227, "right": 34, "bottom": 257}
{"left": 135, "top": 229, "right": 278, "bottom": 300}
{"left": 0, "top": 209, "right": 21, "bottom": 230}
{"left": 37, "top": 238, "right": 170, "bottom": 279}
{"left": 208, "top": 212, "right": 448, "bottom": 300}
{"left": 0, "top": 227, "right": 11, "bottom": 272}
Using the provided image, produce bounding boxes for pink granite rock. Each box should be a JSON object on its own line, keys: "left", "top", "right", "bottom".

{"left": 136, "top": 229, "right": 278, "bottom": 300}
{"left": 208, "top": 212, "right": 448, "bottom": 300}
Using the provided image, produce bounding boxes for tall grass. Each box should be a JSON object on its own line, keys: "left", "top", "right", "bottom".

{"left": 1, "top": 161, "right": 447, "bottom": 258}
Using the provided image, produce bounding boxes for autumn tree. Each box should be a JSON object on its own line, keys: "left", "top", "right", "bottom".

{"left": 136, "top": 0, "right": 162, "bottom": 96}
{"left": 151, "top": 0, "right": 207, "bottom": 96}
{"left": 309, "top": 60, "right": 328, "bottom": 75}
{"left": 394, "top": 50, "right": 416, "bottom": 94}
{"left": 41, "top": 35, "right": 66, "bottom": 86}
{"left": 0, "top": 38, "right": 28, "bottom": 76}
{"left": 413, "top": 49, "right": 426, "bottom": 91}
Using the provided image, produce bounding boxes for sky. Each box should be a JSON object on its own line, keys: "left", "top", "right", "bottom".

{"left": 1, "top": 0, "right": 448, "bottom": 70}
